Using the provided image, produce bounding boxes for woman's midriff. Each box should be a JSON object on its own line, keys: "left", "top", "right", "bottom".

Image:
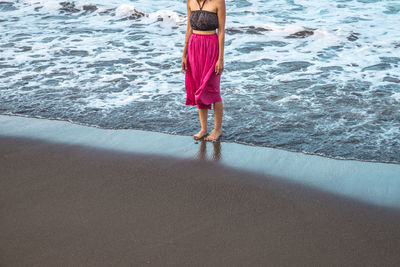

{"left": 192, "top": 29, "right": 217, "bottom": 35}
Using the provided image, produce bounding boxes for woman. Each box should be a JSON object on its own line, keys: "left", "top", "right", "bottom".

{"left": 181, "top": 0, "right": 226, "bottom": 142}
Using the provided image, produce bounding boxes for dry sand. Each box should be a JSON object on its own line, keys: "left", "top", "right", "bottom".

{"left": 1, "top": 136, "right": 400, "bottom": 266}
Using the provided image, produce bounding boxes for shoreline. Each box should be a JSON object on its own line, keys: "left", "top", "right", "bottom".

{"left": 4, "top": 113, "right": 399, "bottom": 165}
{"left": 1, "top": 135, "right": 400, "bottom": 266}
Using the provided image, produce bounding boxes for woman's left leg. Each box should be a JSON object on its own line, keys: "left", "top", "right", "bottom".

{"left": 205, "top": 101, "right": 223, "bottom": 141}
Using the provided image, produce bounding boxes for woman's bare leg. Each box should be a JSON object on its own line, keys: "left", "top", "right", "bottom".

{"left": 205, "top": 101, "right": 223, "bottom": 141}
{"left": 192, "top": 108, "right": 208, "bottom": 139}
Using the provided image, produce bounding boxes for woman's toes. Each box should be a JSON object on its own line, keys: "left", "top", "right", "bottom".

{"left": 205, "top": 133, "right": 214, "bottom": 141}
{"left": 205, "top": 130, "right": 221, "bottom": 141}
{"left": 193, "top": 131, "right": 207, "bottom": 140}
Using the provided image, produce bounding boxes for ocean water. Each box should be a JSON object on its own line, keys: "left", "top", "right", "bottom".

{"left": 0, "top": 0, "right": 399, "bottom": 163}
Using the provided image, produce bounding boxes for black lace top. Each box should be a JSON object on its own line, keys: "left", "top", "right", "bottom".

{"left": 190, "top": 0, "right": 219, "bottom": 31}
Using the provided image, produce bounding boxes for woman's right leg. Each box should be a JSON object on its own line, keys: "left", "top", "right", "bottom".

{"left": 192, "top": 108, "right": 208, "bottom": 139}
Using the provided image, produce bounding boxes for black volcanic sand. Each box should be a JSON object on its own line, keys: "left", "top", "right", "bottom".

{"left": 1, "top": 136, "right": 400, "bottom": 266}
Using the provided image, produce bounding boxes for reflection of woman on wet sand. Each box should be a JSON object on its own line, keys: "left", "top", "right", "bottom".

{"left": 195, "top": 140, "right": 221, "bottom": 161}
{"left": 182, "top": 0, "right": 226, "bottom": 142}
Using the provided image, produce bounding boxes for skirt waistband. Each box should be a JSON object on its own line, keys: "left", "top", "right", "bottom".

{"left": 191, "top": 32, "right": 218, "bottom": 38}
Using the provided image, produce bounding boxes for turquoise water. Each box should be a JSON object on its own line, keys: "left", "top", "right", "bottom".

{"left": 0, "top": 0, "right": 399, "bottom": 162}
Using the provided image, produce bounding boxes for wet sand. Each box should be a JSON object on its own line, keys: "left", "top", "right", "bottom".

{"left": 1, "top": 135, "right": 400, "bottom": 266}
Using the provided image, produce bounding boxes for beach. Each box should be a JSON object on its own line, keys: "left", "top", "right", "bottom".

{"left": 2, "top": 0, "right": 400, "bottom": 265}
{"left": 1, "top": 115, "right": 400, "bottom": 266}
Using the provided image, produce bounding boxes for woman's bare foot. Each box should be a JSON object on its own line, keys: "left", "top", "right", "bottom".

{"left": 192, "top": 129, "right": 208, "bottom": 140}
{"left": 205, "top": 129, "right": 222, "bottom": 142}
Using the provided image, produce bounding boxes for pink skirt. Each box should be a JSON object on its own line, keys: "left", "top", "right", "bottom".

{"left": 185, "top": 32, "right": 222, "bottom": 109}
